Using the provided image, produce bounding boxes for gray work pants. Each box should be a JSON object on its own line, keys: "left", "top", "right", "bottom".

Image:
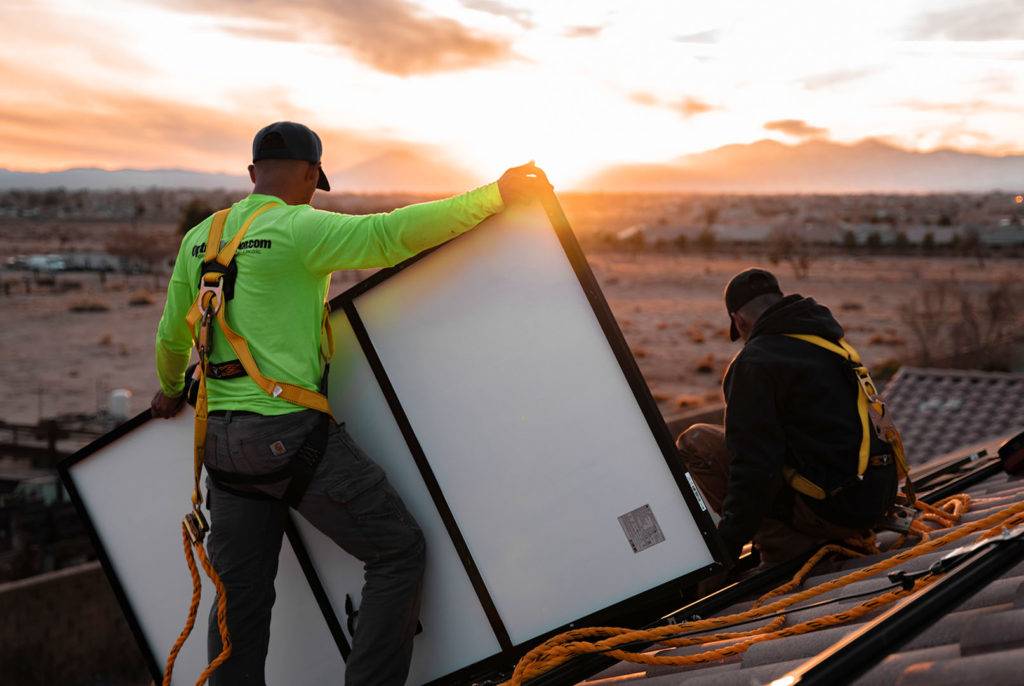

{"left": 203, "top": 409, "right": 426, "bottom": 686}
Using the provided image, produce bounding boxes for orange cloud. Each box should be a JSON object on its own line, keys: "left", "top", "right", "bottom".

{"left": 764, "top": 119, "right": 829, "bottom": 139}
{"left": 0, "top": 58, "right": 435, "bottom": 174}
{"left": 630, "top": 92, "right": 717, "bottom": 118}
{"left": 171, "top": 0, "right": 514, "bottom": 76}
{"left": 563, "top": 25, "right": 604, "bottom": 39}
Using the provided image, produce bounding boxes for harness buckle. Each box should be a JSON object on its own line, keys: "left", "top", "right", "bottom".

{"left": 881, "top": 503, "right": 917, "bottom": 534}
{"left": 199, "top": 273, "right": 225, "bottom": 316}
{"left": 183, "top": 507, "right": 210, "bottom": 544}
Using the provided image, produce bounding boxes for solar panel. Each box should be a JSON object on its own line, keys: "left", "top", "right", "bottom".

{"left": 60, "top": 192, "right": 723, "bottom": 685}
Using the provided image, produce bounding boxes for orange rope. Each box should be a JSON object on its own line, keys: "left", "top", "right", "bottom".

{"left": 502, "top": 496, "right": 1024, "bottom": 685}
{"left": 163, "top": 522, "right": 232, "bottom": 686}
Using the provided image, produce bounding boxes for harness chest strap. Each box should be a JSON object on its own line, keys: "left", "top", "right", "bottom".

{"left": 184, "top": 203, "right": 333, "bottom": 414}
{"left": 781, "top": 334, "right": 913, "bottom": 501}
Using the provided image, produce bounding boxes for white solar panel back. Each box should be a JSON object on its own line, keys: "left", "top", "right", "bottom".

{"left": 61, "top": 193, "right": 722, "bottom": 685}
{"left": 64, "top": 413, "right": 347, "bottom": 685}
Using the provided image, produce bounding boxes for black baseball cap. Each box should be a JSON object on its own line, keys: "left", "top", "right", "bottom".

{"left": 724, "top": 268, "right": 782, "bottom": 341}
{"left": 252, "top": 121, "right": 330, "bottom": 191}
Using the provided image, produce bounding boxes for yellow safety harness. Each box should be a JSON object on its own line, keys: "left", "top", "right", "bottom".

{"left": 164, "top": 203, "right": 335, "bottom": 686}
{"left": 780, "top": 335, "right": 914, "bottom": 502}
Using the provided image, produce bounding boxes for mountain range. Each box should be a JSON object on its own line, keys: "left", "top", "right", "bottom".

{"left": 2, "top": 139, "right": 1021, "bottom": 193}
{"left": 579, "top": 139, "right": 1024, "bottom": 193}
{"left": 0, "top": 149, "right": 480, "bottom": 194}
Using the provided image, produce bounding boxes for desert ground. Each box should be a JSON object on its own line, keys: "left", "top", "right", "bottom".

{"left": 2, "top": 215, "right": 1019, "bottom": 426}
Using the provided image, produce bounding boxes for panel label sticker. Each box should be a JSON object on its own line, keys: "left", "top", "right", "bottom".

{"left": 617, "top": 504, "right": 666, "bottom": 553}
{"left": 685, "top": 473, "right": 708, "bottom": 512}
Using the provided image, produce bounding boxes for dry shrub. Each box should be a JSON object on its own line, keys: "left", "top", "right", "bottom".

{"left": 632, "top": 347, "right": 648, "bottom": 359}
{"left": 899, "top": 276, "right": 1023, "bottom": 369}
{"left": 69, "top": 299, "right": 110, "bottom": 313}
{"left": 129, "top": 291, "right": 155, "bottom": 307}
{"left": 694, "top": 354, "right": 716, "bottom": 374}
{"left": 766, "top": 226, "right": 813, "bottom": 279}
{"left": 98, "top": 333, "right": 113, "bottom": 346}
{"left": 868, "top": 333, "right": 907, "bottom": 346}
{"left": 656, "top": 321, "right": 670, "bottom": 330}
{"left": 840, "top": 301, "right": 864, "bottom": 311}
{"left": 676, "top": 394, "right": 703, "bottom": 409}
{"left": 57, "top": 280, "right": 83, "bottom": 292}
{"left": 714, "top": 327, "right": 732, "bottom": 340}
{"left": 687, "top": 326, "right": 706, "bottom": 344}
{"left": 651, "top": 391, "right": 670, "bottom": 402}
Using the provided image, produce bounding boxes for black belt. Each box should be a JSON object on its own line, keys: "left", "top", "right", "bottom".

{"left": 208, "top": 409, "right": 262, "bottom": 418}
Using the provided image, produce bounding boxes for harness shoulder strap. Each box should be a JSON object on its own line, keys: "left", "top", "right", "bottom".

{"left": 204, "top": 209, "right": 231, "bottom": 262}
{"left": 186, "top": 202, "right": 333, "bottom": 416}
{"left": 784, "top": 334, "right": 871, "bottom": 479}
{"left": 783, "top": 333, "right": 914, "bottom": 502}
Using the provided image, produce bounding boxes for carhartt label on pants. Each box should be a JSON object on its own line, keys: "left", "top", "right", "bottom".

{"left": 270, "top": 441, "right": 286, "bottom": 456}
{"left": 618, "top": 504, "right": 665, "bottom": 553}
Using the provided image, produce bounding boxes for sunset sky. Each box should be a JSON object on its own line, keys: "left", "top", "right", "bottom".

{"left": 2, "top": 0, "right": 1022, "bottom": 187}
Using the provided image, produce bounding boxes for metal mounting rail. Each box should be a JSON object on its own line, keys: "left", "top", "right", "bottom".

{"left": 911, "top": 448, "right": 990, "bottom": 490}
{"left": 771, "top": 526, "right": 1024, "bottom": 686}
{"left": 919, "top": 456, "right": 1003, "bottom": 504}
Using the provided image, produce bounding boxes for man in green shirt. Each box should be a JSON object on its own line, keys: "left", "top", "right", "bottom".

{"left": 152, "top": 121, "right": 548, "bottom": 685}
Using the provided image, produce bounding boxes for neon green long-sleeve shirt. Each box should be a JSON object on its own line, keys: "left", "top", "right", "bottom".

{"left": 155, "top": 183, "right": 504, "bottom": 415}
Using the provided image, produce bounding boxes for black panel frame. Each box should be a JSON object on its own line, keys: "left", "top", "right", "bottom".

{"left": 58, "top": 188, "right": 726, "bottom": 686}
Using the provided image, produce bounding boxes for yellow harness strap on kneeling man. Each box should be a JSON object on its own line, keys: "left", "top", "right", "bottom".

{"left": 781, "top": 334, "right": 914, "bottom": 502}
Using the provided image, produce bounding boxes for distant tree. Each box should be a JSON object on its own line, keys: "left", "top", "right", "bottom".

{"left": 893, "top": 231, "right": 910, "bottom": 251}
{"left": 703, "top": 206, "right": 719, "bottom": 231}
{"left": 865, "top": 231, "right": 883, "bottom": 251}
{"left": 673, "top": 233, "right": 689, "bottom": 252}
{"left": 767, "top": 226, "right": 813, "bottom": 279}
{"left": 178, "top": 199, "right": 215, "bottom": 236}
{"left": 959, "top": 228, "right": 985, "bottom": 267}
{"left": 106, "top": 227, "right": 176, "bottom": 276}
{"left": 922, "top": 232, "right": 936, "bottom": 251}
{"left": 696, "top": 227, "right": 717, "bottom": 253}
{"left": 841, "top": 230, "right": 857, "bottom": 250}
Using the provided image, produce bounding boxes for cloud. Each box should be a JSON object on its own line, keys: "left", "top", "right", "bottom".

{"left": 563, "top": 25, "right": 604, "bottom": 39}
{"left": 800, "top": 67, "right": 879, "bottom": 91}
{"left": 629, "top": 92, "right": 660, "bottom": 107}
{"left": 0, "top": 57, "right": 432, "bottom": 174}
{"left": 907, "top": 0, "right": 1024, "bottom": 41}
{"left": 631, "top": 92, "right": 717, "bottom": 118}
{"left": 171, "top": 0, "right": 514, "bottom": 76}
{"left": 675, "top": 97, "right": 715, "bottom": 117}
{"left": 674, "top": 29, "right": 719, "bottom": 44}
{"left": 764, "top": 119, "right": 829, "bottom": 139}
{"left": 899, "top": 99, "right": 1023, "bottom": 115}
{"left": 460, "top": 0, "right": 533, "bottom": 29}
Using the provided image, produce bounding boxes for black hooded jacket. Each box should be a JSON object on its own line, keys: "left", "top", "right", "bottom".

{"left": 717, "top": 294, "right": 897, "bottom": 558}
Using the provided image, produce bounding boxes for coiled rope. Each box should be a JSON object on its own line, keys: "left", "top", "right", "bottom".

{"left": 503, "top": 494, "right": 1024, "bottom": 685}
{"left": 162, "top": 522, "right": 232, "bottom": 686}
